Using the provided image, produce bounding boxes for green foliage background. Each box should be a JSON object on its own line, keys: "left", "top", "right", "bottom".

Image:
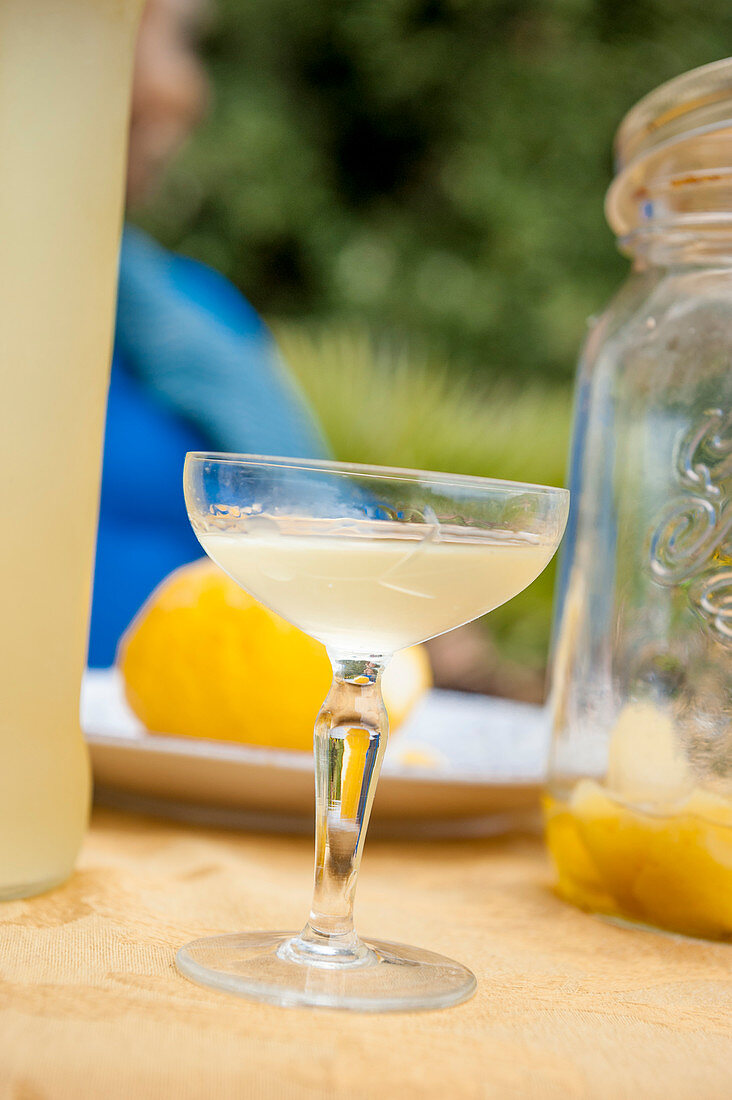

{"left": 136, "top": 0, "right": 732, "bottom": 380}
{"left": 134, "top": 1, "right": 732, "bottom": 678}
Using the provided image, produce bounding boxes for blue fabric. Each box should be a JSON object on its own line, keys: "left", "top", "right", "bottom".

{"left": 87, "top": 355, "right": 208, "bottom": 668}
{"left": 114, "top": 227, "right": 330, "bottom": 457}
{"left": 88, "top": 228, "right": 329, "bottom": 668}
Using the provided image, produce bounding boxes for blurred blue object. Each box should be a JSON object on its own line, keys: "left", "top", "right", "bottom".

{"left": 88, "top": 228, "right": 330, "bottom": 668}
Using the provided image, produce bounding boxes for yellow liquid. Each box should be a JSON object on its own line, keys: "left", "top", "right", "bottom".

{"left": 200, "top": 521, "right": 556, "bottom": 653}
{"left": 0, "top": 0, "right": 141, "bottom": 896}
{"left": 545, "top": 780, "right": 732, "bottom": 940}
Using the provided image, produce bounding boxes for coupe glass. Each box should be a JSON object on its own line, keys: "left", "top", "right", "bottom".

{"left": 178, "top": 454, "right": 569, "bottom": 1011}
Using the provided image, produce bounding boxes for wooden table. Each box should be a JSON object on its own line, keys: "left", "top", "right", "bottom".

{"left": 1, "top": 808, "right": 731, "bottom": 1099}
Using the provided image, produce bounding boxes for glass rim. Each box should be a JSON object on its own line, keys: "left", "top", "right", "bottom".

{"left": 184, "top": 451, "right": 569, "bottom": 498}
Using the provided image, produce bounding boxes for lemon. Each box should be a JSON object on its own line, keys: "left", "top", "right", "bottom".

{"left": 118, "top": 559, "right": 431, "bottom": 751}
{"left": 543, "top": 793, "right": 615, "bottom": 915}
{"left": 607, "top": 702, "right": 692, "bottom": 802}
{"left": 547, "top": 778, "right": 732, "bottom": 938}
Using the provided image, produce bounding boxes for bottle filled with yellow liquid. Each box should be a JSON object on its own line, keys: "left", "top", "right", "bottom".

{"left": 0, "top": 0, "right": 142, "bottom": 897}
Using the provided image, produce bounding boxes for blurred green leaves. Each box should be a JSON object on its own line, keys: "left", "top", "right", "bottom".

{"left": 136, "top": 0, "right": 732, "bottom": 380}
{"left": 132, "top": 0, "right": 732, "bottom": 670}
{"left": 274, "top": 322, "right": 570, "bottom": 483}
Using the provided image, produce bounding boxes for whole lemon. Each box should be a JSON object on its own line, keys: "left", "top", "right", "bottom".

{"left": 118, "top": 559, "right": 431, "bottom": 750}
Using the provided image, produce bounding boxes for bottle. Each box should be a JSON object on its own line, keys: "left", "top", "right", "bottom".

{"left": 0, "top": 0, "right": 143, "bottom": 897}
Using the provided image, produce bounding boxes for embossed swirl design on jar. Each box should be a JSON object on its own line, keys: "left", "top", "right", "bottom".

{"left": 650, "top": 407, "right": 732, "bottom": 644}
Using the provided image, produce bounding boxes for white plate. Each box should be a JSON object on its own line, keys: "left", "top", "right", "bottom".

{"left": 82, "top": 670, "right": 549, "bottom": 837}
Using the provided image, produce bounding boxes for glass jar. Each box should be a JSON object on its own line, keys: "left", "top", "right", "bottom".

{"left": 545, "top": 58, "right": 732, "bottom": 940}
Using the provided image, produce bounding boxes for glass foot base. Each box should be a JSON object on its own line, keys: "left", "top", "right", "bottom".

{"left": 176, "top": 931, "right": 477, "bottom": 1012}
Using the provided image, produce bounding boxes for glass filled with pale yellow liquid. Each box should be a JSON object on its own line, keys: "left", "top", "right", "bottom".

{"left": 180, "top": 453, "right": 569, "bottom": 1011}
{"left": 0, "top": 0, "right": 143, "bottom": 897}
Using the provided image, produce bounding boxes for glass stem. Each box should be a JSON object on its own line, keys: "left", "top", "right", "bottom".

{"left": 292, "top": 655, "right": 389, "bottom": 964}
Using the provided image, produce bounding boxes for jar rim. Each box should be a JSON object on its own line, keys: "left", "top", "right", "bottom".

{"left": 615, "top": 56, "right": 732, "bottom": 171}
{"left": 608, "top": 58, "right": 732, "bottom": 242}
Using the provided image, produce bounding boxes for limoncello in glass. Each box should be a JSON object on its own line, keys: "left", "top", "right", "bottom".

{"left": 200, "top": 519, "right": 556, "bottom": 655}
{"left": 180, "top": 455, "right": 568, "bottom": 1011}
{"left": 0, "top": 0, "right": 142, "bottom": 897}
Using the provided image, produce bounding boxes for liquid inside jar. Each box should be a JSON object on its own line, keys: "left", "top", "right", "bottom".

{"left": 545, "top": 703, "right": 732, "bottom": 941}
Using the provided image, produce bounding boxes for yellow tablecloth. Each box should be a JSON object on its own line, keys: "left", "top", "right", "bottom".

{"left": 1, "top": 808, "right": 732, "bottom": 1099}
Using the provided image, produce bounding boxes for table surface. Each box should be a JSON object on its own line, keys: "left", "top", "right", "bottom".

{"left": 2, "top": 808, "right": 732, "bottom": 1100}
